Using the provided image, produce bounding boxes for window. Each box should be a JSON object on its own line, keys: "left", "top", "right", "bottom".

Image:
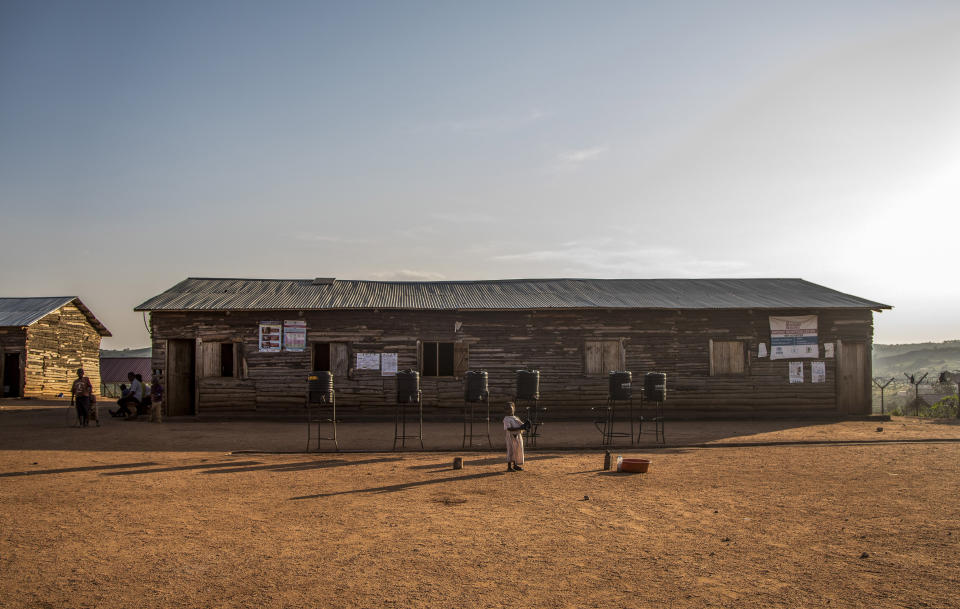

{"left": 200, "top": 341, "right": 241, "bottom": 378}
{"left": 420, "top": 341, "right": 468, "bottom": 377}
{"left": 710, "top": 340, "right": 746, "bottom": 376}
{"left": 584, "top": 340, "right": 624, "bottom": 375}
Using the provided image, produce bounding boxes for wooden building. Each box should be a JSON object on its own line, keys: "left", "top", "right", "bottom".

{"left": 135, "top": 278, "right": 890, "bottom": 419}
{"left": 0, "top": 297, "right": 111, "bottom": 398}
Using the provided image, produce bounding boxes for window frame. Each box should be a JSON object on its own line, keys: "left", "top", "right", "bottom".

{"left": 418, "top": 340, "right": 468, "bottom": 378}
{"left": 709, "top": 339, "right": 748, "bottom": 376}
{"left": 584, "top": 339, "right": 625, "bottom": 375}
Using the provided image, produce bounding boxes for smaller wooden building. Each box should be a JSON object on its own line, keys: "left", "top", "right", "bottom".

{"left": 0, "top": 297, "right": 111, "bottom": 398}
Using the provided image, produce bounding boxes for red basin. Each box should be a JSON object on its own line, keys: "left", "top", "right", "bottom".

{"left": 620, "top": 458, "right": 651, "bottom": 473}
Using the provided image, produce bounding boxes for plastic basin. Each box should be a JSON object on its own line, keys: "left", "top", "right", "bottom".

{"left": 620, "top": 458, "right": 651, "bottom": 473}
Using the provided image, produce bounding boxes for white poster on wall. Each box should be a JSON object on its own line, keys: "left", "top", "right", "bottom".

{"left": 758, "top": 343, "right": 768, "bottom": 358}
{"left": 770, "top": 315, "right": 819, "bottom": 360}
{"left": 789, "top": 361, "right": 804, "bottom": 383}
{"left": 283, "top": 320, "right": 307, "bottom": 351}
{"left": 824, "top": 343, "right": 834, "bottom": 358}
{"left": 356, "top": 353, "right": 380, "bottom": 370}
{"left": 381, "top": 353, "right": 398, "bottom": 376}
{"left": 258, "top": 321, "right": 282, "bottom": 352}
{"left": 811, "top": 361, "right": 826, "bottom": 383}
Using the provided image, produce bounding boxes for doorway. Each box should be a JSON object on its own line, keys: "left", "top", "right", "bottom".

{"left": 312, "top": 343, "right": 330, "bottom": 372}
{"left": 3, "top": 352, "right": 22, "bottom": 398}
{"left": 837, "top": 341, "right": 869, "bottom": 415}
{"left": 167, "top": 340, "right": 196, "bottom": 416}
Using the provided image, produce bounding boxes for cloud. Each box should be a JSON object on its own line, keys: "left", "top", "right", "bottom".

{"left": 549, "top": 146, "right": 608, "bottom": 172}
{"left": 369, "top": 270, "right": 447, "bottom": 281}
{"left": 295, "top": 234, "right": 368, "bottom": 245}
{"left": 493, "top": 240, "right": 750, "bottom": 278}
{"left": 557, "top": 146, "right": 606, "bottom": 163}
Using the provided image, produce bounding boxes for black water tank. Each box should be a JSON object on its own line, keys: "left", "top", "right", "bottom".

{"left": 516, "top": 369, "right": 540, "bottom": 400}
{"left": 608, "top": 371, "right": 632, "bottom": 400}
{"left": 464, "top": 370, "right": 489, "bottom": 402}
{"left": 644, "top": 372, "right": 667, "bottom": 402}
{"left": 307, "top": 371, "right": 334, "bottom": 403}
{"left": 397, "top": 369, "right": 421, "bottom": 403}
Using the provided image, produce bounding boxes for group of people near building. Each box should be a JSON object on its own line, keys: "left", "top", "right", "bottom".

{"left": 69, "top": 368, "right": 162, "bottom": 426}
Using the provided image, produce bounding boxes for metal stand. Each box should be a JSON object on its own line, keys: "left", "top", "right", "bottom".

{"left": 516, "top": 397, "right": 545, "bottom": 448}
{"left": 594, "top": 398, "right": 634, "bottom": 446}
{"left": 638, "top": 392, "right": 665, "bottom": 444}
{"left": 394, "top": 391, "right": 424, "bottom": 450}
{"left": 306, "top": 391, "right": 337, "bottom": 452}
{"left": 463, "top": 393, "right": 492, "bottom": 448}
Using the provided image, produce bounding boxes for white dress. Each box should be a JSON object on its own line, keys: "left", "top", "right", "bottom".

{"left": 503, "top": 415, "right": 525, "bottom": 464}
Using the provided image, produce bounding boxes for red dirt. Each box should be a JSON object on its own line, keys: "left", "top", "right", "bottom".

{"left": 2, "top": 402, "right": 958, "bottom": 608}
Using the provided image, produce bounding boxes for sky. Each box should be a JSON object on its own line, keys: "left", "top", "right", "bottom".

{"left": 2, "top": 1, "right": 959, "bottom": 348}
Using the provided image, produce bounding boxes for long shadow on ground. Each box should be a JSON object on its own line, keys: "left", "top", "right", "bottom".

{"left": 289, "top": 471, "right": 505, "bottom": 499}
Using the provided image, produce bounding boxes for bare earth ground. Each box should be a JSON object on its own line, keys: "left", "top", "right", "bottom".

{"left": 2, "top": 400, "right": 959, "bottom": 608}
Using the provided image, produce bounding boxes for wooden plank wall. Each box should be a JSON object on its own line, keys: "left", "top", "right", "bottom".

{"left": 22, "top": 303, "right": 103, "bottom": 398}
{"left": 149, "top": 308, "right": 876, "bottom": 418}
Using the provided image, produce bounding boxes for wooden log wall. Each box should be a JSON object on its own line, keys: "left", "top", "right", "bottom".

{"left": 149, "top": 307, "right": 876, "bottom": 419}
{"left": 21, "top": 303, "right": 103, "bottom": 398}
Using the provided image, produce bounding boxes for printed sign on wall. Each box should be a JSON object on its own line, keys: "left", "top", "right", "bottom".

{"left": 770, "top": 315, "right": 818, "bottom": 360}
{"left": 258, "top": 322, "right": 282, "bottom": 352}
{"left": 283, "top": 320, "right": 307, "bottom": 351}
{"left": 811, "top": 361, "right": 826, "bottom": 383}
{"left": 381, "top": 353, "right": 398, "bottom": 376}
{"left": 789, "top": 361, "right": 804, "bottom": 383}
{"left": 356, "top": 353, "right": 380, "bottom": 370}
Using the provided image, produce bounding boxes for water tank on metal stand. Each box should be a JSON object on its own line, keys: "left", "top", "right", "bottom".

{"left": 307, "top": 371, "right": 334, "bottom": 403}
{"left": 396, "top": 369, "right": 421, "bottom": 403}
{"left": 464, "top": 370, "right": 489, "bottom": 402}
{"left": 608, "top": 371, "right": 632, "bottom": 400}
{"left": 644, "top": 372, "right": 667, "bottom": 402}
{"left": 516, "top": 369, "right": 540, "bottom": 400}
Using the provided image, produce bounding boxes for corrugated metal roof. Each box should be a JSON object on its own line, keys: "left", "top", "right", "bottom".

{"left": 0, "top": 297, "right": 112, "bottom": 336}
{"left": 135, "top": 278, "right": 891, "bottom": 312}
{"left": 99, "top": 357, "right": 152, "bottom": 382}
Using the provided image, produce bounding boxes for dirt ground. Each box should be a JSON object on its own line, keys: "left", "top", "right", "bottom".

{"left": 2, "top": 401, "right": 959, "bottom": 608}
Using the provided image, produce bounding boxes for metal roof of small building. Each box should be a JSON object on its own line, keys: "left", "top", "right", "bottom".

{"left": 0, "top": 297, "right": 111, "bottom": 336}
{"left": 135, "top": 278, "right": 891, "bottom": 312}
{"left": 99, "top": 357, "right": 152, "bottom": 383}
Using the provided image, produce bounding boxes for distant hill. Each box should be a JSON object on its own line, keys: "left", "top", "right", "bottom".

{"left": 873, "top": 340, "right": 960, "bottom": 378}
{"left": 100, "top": 347, "right": 152, "bottom": 359}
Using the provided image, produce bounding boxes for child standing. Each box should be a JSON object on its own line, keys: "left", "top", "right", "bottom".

{"left": 503, "top": 402, "right": 525, "bottom": 472}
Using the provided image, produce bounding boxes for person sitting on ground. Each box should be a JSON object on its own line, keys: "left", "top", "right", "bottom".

{"left": 70, "top": 368, "right": 93, "bottom": 427}
{"left": 111, "top": 372, "right": 142, "bottom": 418}
{"left": 503, "top": 402, "right": 526, "bottom": 472}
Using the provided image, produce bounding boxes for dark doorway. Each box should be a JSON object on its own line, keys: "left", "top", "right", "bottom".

{"left": 3, "top": 352, "right": 22, "bottom": 397}
{"left": 312, "top": 343, "right": 330, "bottom": 372}
{"left": 167, "top": 340, "right": 196, "bottom": 416}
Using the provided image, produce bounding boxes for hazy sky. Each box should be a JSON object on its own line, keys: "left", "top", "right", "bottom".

{"left": 2, "top": 1, "right": 959, "bottom": 348}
